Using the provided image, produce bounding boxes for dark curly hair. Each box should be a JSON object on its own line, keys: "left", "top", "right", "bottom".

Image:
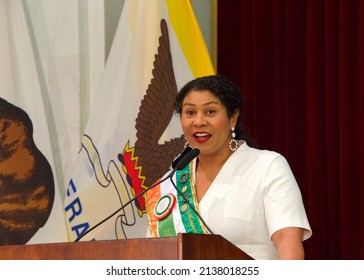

{"left": 174, "top": 74, "right": 255, "bottom": 146}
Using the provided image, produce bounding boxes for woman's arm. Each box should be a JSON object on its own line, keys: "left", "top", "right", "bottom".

{"left": 272, "top": 227, "right": 305, "bottom": 260}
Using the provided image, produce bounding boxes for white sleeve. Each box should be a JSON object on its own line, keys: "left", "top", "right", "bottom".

{"left": 263, "top": 155, "right": 312, "bottom": 240}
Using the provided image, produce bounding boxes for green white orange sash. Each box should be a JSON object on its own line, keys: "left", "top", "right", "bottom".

{"left": 145, "top": 161, "right": 209, "bottom": 237}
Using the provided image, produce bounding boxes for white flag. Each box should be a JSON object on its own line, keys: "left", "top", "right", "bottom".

{"left": 0, "top": 0, "right": 68, "bottom": 245}
{"left": 64, "top": 0, "right": 214, "bottom": 241}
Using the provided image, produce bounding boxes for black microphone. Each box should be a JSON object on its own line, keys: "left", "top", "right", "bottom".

{"left": 74, "top": 147, "right": 200, "bottom": 242}
{"left": 169, "top": 147, "right": 199, "bottom": 177}
{"left": 168, "top": 149, "right": 214, "bottom": 235}
{"left": 171, "top": 146, "right": 192, "bottom": 169}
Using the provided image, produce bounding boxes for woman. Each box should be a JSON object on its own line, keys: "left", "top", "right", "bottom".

{"left": 145, "top": 75, "right": 312, "bottom": 260}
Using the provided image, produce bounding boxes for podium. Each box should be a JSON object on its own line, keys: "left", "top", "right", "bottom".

{"left": 0, "top": 233, "right": 253, "bottom": 260}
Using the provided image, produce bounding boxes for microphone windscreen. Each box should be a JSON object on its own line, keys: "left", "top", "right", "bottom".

{"left": 171, "top": 146, "right": 192, "bottom": 168}
{"left": 175, "top": 148, "right": 200, "bottom": 170}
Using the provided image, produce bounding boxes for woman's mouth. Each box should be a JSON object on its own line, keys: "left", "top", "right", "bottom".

{"left": 193, "top": 132, "right": 211, "bottom": 143}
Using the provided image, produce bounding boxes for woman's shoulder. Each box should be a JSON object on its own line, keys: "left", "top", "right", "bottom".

{"left": 233, "top": 142, "right": 294, "bottom": 174}
{"left": 238, "top": 141, "right": 285, "bottom": 161}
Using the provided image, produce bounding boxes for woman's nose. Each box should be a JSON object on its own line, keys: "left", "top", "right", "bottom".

{"left": 193, "top": 113, "right": 206, "bottom": 126}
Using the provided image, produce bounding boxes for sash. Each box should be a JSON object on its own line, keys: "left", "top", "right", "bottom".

{"left": 145, "top": 161, "right": 209, "bottom": 237}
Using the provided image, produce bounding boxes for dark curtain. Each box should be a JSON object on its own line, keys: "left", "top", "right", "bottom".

{"left": 217, "top": 0, "right": 364, "bottom": 260}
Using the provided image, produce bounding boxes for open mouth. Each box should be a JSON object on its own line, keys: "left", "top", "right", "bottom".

{"left": 193, "top": 132, "right": 211, "bottom": 143}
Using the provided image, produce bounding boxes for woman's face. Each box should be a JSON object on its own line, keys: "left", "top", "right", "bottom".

{"left": 180, "top": 89, "right": 238, "bottom": 157}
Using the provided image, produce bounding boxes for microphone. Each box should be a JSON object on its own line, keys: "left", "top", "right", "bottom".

{"left": 169, "top": 147, "right": 199, "bottom": 177}
{"left": 171, "top": 146, "right": 192, "bottom": 169}
{"left": 168, "top": 149, "right": 214, "bottom": 235}
{"left": 74, "top": 147, "right": 199, "bottom": 242}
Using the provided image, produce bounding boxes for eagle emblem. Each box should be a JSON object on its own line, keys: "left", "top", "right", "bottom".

{"left": 118, "top": 19, "right": 185, "bottom": 214}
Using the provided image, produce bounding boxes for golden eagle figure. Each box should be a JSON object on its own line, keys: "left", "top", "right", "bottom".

{"left": 133, "top": 19, "right": 186, "bottom": 187}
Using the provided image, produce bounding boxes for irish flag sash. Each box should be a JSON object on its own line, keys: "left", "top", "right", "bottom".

{"left": 145, "top": 162, "right": 209, "bottom": 237}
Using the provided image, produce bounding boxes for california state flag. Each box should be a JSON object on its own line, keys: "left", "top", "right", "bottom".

{"left": 64, "top": 0, "right": 214, "bottom": 241}
{"left": 0, "top": 0, "right": 68, "bottom": 245}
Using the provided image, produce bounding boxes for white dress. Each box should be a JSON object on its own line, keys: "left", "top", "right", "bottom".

{"left": 198, "top": 142, "right": 312, "bottom": 260}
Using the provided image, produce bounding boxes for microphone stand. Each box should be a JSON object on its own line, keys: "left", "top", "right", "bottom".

{"left": 75, "top": 170, "right": 173, "bottom": 242}
{"left": 74, "top": 148, "right": 199, "bottom": 242}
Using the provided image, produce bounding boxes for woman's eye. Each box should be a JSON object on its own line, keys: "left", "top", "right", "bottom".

{"left": 206, "top": 109, "right": 216, "bottom": 115}
{"left": 185, "top": 110, "right": 195, "bottom": 116}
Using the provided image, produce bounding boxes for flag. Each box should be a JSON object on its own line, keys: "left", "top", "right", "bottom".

{"left": 64, "top": 0, "right": 214, "bottom": 241}
{"left": 0, "top": 0, "right": 68, "bottom": 245}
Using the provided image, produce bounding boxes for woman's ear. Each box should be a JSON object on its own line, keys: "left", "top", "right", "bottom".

{"left": 231, "top": 109, "right": 240, "bottom": 127}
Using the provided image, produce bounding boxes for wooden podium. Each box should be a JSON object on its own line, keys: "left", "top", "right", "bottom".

{"left": 0, "top": 233, "right": 253, "bottom": 260}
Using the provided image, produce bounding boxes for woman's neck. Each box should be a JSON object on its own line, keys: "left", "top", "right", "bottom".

{"left": 196, "top": 149, "right": 233, "bottom": 173}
